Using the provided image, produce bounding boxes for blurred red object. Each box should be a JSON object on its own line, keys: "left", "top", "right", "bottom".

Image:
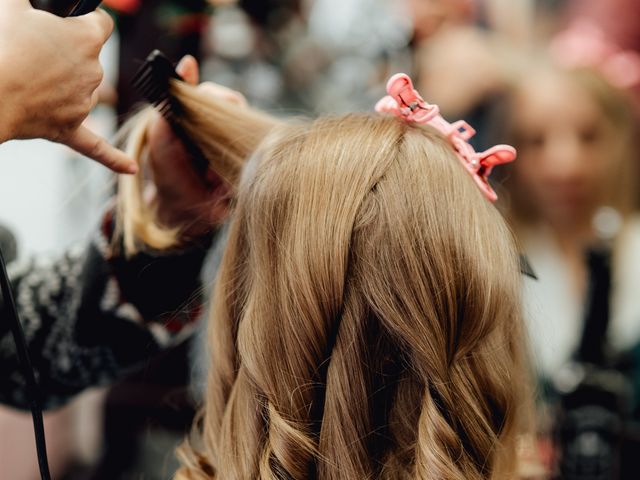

{"left": 103, "top": 0, "right": 140, "bottom": 14}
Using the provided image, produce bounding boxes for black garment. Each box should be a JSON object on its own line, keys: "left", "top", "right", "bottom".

{"left": 0, "top": 214, "right": 210, "bottom": 410}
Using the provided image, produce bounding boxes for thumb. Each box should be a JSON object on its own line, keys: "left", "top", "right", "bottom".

{"left": 62, "top": 125, "right": 138, "bottom": 174}
{"left": 175, "top": 55, "right": 199, "bottom": 86}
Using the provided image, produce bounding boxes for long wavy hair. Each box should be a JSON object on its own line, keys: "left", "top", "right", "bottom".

{"left": 119, "top": 81, "right": 532, "bottom": 479}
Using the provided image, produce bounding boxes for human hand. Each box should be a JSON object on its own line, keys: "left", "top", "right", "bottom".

{"left": 0, "top": 0, "right": 137, "bottom": 174}
{"left": 146, "top": 55, "right": 247, "bottom": 238}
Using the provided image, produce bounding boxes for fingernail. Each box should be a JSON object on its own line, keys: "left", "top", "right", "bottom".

{"left": 176, "top": 56, "right": 190, "bottom": 72}
{"left": 126, "top": 163, "right": 139, "bottom": 174}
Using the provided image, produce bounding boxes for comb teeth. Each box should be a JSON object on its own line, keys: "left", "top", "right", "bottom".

{"left": 131, "top": 49, "right": 210, "bottom": 178}
{"left": 133, "top": 50, "right": 183, "bottom": 119}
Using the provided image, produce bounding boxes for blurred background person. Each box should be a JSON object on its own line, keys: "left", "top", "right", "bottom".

{"left": 502, "top": 35, "right": 639, "bottom": 383}
{"left": 497, "top": 19, "right": 640, "bottom": 477}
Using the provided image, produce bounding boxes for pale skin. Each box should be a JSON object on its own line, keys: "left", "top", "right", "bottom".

{"left": 0, "top": 0, "right": 137, "bottom": 174}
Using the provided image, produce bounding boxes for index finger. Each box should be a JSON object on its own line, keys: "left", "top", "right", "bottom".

{"left": 62, "top": 125, "right": 138, "bottom": 174}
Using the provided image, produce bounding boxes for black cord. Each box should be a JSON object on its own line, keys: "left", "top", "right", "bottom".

{"left": 0, "top": 247, "right": 51, "bottom": 480}
{"left": 5, "top": 5, "right": 104, "bottom": 480}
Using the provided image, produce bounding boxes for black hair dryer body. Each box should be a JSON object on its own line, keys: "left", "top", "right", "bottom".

{"left": 30, "top": 0, "right": 101, "bottom": 16}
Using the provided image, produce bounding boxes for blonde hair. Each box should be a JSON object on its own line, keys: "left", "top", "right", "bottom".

{"left": 119, "top": 82, "right": 532, "bottom": 479}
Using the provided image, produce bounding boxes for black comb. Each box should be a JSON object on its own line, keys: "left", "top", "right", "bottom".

{"left": 132, "top": 50, "right": 210, "bottom": 177}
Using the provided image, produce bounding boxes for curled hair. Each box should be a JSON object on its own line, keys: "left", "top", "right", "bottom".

{"left": 119, "top": 82, "right": 532, "bottom": 478}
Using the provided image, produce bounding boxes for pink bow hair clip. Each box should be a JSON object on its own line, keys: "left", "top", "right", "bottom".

{"left": 376, "top": 73, "right": 516, "bottom": 202}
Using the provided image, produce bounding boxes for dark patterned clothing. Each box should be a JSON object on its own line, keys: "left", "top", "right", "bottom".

{"left": 0, "top": 212, "right": 210, "bottom": 410}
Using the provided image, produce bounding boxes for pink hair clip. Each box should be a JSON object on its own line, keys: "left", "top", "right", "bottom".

{"left": 376, "top": 73, "right": 515, "bottom": 202}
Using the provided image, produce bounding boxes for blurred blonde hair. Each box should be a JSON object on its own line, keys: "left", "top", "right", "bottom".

{"left": 499, "top": 63, "right": 639, "bottom": 226}
{"left": 119, "top": 81, "right": 532, "bottom": 479}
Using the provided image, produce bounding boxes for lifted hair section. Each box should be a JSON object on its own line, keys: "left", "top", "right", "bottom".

{"left": 116, "top": 80, "right": 280, "bottom": 254}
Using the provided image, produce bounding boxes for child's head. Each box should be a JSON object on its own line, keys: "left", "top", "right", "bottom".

{"left": 120, "top": 81, "right": 531, "bottom": 479}
{"left": 502, "top": 61, "right": 638, "bottom": 230}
